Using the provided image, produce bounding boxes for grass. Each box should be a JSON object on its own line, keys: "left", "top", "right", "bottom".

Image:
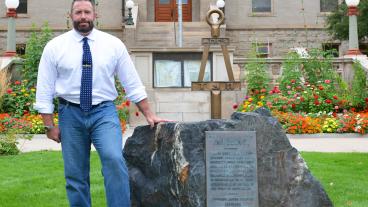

{"left": 302, "top": 152, "right": 368, "bottom": 207}
{"left": 0, "top": 152, "right": 367, "bottom": 207}
{"left": 0, "top": 151, "right": 106, "bottom": 207}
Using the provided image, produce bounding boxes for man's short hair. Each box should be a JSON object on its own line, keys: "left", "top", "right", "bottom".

{"left": 71, "top": 0, "right": 95, "bottom": 12}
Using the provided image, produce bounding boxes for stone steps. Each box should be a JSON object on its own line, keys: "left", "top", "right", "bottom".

{"left": 133, "top": 22, "right": 210, "bottom": 48}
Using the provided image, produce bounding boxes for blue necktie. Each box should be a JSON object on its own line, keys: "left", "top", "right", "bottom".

{"left": 80, "top": 37, "right": 93, "bottom": 112}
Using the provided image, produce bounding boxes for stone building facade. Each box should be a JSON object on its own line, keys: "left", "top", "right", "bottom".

{"left": 1, "top": 0, "right": 351, "bottom": 125}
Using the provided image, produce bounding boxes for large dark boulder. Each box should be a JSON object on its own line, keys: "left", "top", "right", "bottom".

{"left": 123, "top": 110, "right": 333, "bottom": 207}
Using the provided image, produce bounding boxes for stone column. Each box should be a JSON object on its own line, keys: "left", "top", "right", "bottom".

{"left": 346, "top": 6, "right": 361, "bottom": 55}
{"left": 4, "top": 8, "right": 17, "bottom": 57}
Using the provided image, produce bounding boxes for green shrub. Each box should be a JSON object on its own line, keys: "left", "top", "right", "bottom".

{"left": 0, "top": 130, "right": 20, "bottom": 155}
{"left": 0, "top": 80, "right": 37, "bottom": 117}
{"left": 244, "top": 47, "right": 270, "bottom": 101}
{"left": 350, "top": 61, "right": 368, "bottom": 110}
{"left": 22, "top": 23, "right": 53, "bottom": 87}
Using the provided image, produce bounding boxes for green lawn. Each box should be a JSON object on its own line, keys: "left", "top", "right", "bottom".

{"left": 302, "top": 152, "right": 368, "bottom": 207}
{"left": 0, "top": 151, "right": 106, "bottom": 207}
{"left": 0, "top": 152, "right": 367, "bottom": 207}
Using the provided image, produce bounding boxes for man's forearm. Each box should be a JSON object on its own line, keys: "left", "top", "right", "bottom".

{"left": 40, "top": 113, "right": 55, "bottom": 126}
{"left": 136, "top": 98, "right": 153, "bottom": 117}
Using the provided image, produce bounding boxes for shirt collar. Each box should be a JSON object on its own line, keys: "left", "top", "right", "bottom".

{"left": 71, "top": 28, "right": 97, "bottom": 42}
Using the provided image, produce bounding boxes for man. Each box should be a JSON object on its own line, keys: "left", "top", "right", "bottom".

{"left": 34, "top": 0, "right": 167, "bottom": 206}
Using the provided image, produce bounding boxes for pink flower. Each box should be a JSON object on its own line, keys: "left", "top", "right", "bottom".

{"left": 14, "top": 80, "right": 21, "bottom": 85}
{"left": 324, "top": 79, "right": 331, "bottom": 84}
{"left": 334, "top": 106, "right": 339, "bottom": 110}
{"left": 6, "top": 88, "right": 12, "bottom": 94}
{"left": 232, "top": 104, "right": 238, "bottom": 110}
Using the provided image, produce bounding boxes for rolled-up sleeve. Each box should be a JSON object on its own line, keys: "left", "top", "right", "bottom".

{"left": 33, "top": 43, "right": 57, "bottom": 114}
{"left": 115, "top": 44, "right": 147, "bottom": 103}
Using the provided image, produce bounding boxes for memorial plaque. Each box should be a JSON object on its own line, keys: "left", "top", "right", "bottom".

{"left": 206, "top": 131, "right": 258, "bottom": 207}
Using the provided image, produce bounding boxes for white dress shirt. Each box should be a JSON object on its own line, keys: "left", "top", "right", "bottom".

{"left": 34, "top": 29, "right": 147, "bottom": 114}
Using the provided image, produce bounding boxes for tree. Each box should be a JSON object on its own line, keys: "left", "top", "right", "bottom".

{"left": 326, "top": 1, "right": 368, "bottom": 41}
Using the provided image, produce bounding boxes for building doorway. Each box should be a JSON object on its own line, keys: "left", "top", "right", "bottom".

{"left": 155, "top": 0, "right": 192, "bottom": 22}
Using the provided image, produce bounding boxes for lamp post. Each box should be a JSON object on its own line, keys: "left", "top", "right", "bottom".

{"left": 345, "top": 0, "right": 361, "bottom": 55}
{"left": 125, "top": 0, "right": 134, "bottom": 25}
{"left": 4, "top": 0, "right": 19, "bottom": 57}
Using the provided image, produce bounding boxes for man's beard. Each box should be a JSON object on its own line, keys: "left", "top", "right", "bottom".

{"left": 73, "top": 21, "right": 94, "bottom": 34}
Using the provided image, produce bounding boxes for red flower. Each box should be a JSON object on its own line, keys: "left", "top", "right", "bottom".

{"left": 314, "top": 95, "right": 319, "bottom": 99}
{"left": 325, "top": 99, "right": 332, "bottom": 104}
{"left": 291, "top": 79, "right": 296, "bottom": 84}
{"left": 260, "top": 88, "right": 267, "bottom": 93}
{"left": 324, "top": 79, "right": 331, "bottom": 84}
{"left": 291, "top": 104, "right": 296, "bottom": 108}
{"left": 333, "top": 95, "right": 338, "bottom": 100}
{"left": 232, "top": 104, "right": 238, "bottom": 110}
{"left": 125, "top": 100, "right": 131, "bottom": 107}
{"left": 365, "top": 98, "right": 368, "bottom": 102}
{"left": 6, "top": 88, "right": 12, "bottom": 94}
{"left": 271, "top": 86, "right": 281, "bottom": 94}
{"left": 314, "top": 100, "right": 320, "bottom": 105}
{"left": 300, "top": 97, "right": 305, "bottom": 102}
{"left": 14, "top": 80, "right": 21, "bottom": 85}
{"left": 318, "top": 86, "right": 324, "bottom": 90}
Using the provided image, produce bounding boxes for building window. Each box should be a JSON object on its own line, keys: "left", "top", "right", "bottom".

{"left": 322, "top": 43, "right": 340, "bottom": 57}
{"left": 16, "top": 0, "right": 27, "bottom": 14}
{"left": 16, "top": 44, "right": 26, "bottom": 55}
{"left": 320, "top": 0, "right": 338, "bottom": 13}
{"left": 153, "top": 53, "right": 212, "bottom": 88}
{"left": 252, "top": 0, "right": 271, "bottom": 13}
{"left": 253, "top": 43, "right": 272, "bottom": 58}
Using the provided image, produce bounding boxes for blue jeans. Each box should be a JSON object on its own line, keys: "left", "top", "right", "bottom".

{"left": 58, "top": 101, "right": 130, "bottom": 207}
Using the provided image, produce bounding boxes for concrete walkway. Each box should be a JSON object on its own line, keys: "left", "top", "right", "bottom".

{"left": 17, "top": 129, "right": 368, "bottom": 153}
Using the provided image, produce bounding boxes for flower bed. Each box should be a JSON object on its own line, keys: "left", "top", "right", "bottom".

{"left": 272, "top": 110, "right": 368, "bottom": 134}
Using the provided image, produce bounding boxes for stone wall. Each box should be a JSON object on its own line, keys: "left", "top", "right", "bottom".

{"left": 226, "top": 29, "right": 342, "bottom": 58}
{"left": 225, "top": 0, "right": 335, "bottom": 29}
{"left": 128, "top": 50, "right": 244, "bottom": 126}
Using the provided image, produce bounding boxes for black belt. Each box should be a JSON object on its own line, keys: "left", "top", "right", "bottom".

{"left": 58, "top": 98, "right": 109, "bottom": 109}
